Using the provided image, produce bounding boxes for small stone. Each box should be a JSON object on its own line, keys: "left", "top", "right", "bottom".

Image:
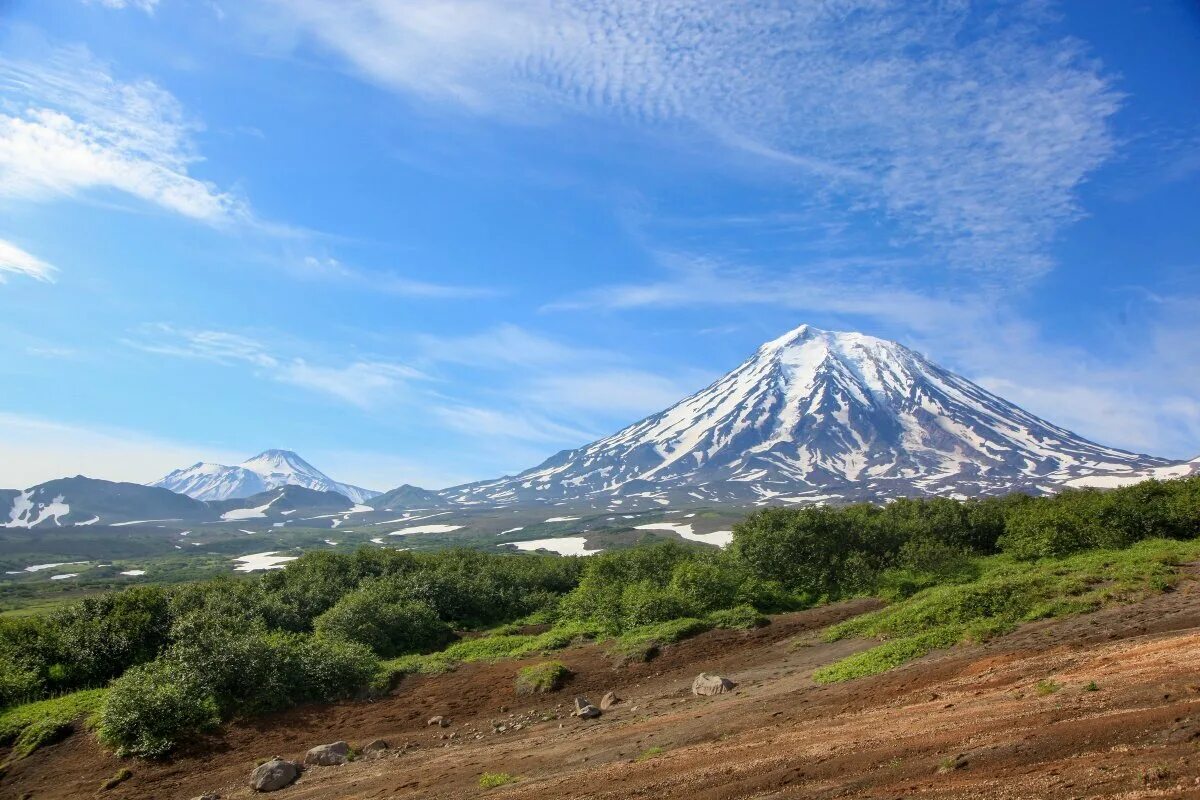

{"left": 362, "top": 739, "right": 390, "bottom": 754}
{"left": 600, "top": 691, "right": 621, "bottom": 710}
{"left": 427, "top": 715, "right": 449, "bottom": 728}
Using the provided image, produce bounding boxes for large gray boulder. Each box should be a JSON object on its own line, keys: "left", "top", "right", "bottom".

{"left": 572, "top": 697, "right": 601, "bottom": 719}
{"left": 304, "top": 740, "right": 351, "bottom": 766}
{"left": 250, "top": 758, "right": 299, "bottom": 792}
{"left": 691, "top": 673, "right": 736, "bottom": 696}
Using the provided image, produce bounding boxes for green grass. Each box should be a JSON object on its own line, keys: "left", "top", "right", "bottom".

{"left": 0, "top": 688, "right": 107, "bottom": 760}
{"left": 636, "top": 746, "right": 665, "bottom": 762}
{"left": 99, "top": 767, "right": 132, "bottom": 791}
{"left": 814, "top": 539, "right": 1200, "bottom": 684}
{"left": 1035, "top": 679, "right": 1061, "bottom": 696}
{"left": 515, "top": 661, "right": 571, "bottom": 694}
{"left": 479, "top": 772, "right": 517, "bottom": 788}
{"left": 378, "top": 621, "right": 602, "bottom": 680}
{"left": 607, "top": 617, "right": 713, "bottom": 662}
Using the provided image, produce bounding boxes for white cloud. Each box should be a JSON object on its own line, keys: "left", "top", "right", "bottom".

{"left": 0, "top": 412, "right": 240, "bottom": 487}
{"left": 0, "top": 45, "right": 245, "bottom": 223}
{"left": 125, "top": 324, "right": 426, "bottom": 408}
{"left": 84, "top": 0, "right": 160, "bottom": 10}
{"left": 262, "top": 0, "right": 1119, "bottom": 279}
{"left": 0, "top": 238, "right": 57, "bottom": 283}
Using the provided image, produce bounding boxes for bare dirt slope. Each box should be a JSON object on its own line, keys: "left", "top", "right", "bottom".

{"left": 7, "top": 586, "right": 1200, "bottom": 800}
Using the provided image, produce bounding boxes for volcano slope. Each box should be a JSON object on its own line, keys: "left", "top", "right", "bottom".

{"left": 7, "top": 577, "right": 1200, "bottom": 800}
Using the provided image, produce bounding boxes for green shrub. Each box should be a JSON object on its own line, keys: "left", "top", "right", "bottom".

{"left": 515, "top": 661, "right": 571, "bottom": 694}
{"left": 479, "top": 772, "right": 516, "bottom": 788}
{"left": 706, "top": 605, "right": 768, "bottom": 630}
{"left": 98, "top": 660, "right": 220, "bottom": 757}
{"left": 315, "top": 585, "right": 453, "bottom": 657}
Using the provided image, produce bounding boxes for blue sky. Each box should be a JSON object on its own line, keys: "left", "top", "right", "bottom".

{"left": 1, "top": 0, "right": 1198, "bottom": 490}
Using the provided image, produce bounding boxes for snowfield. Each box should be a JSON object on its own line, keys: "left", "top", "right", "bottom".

{"left": 504, "top": 537, "right": 602, "bottom": 556}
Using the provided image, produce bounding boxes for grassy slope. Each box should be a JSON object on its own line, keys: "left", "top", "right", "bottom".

{"left": 813, "top": 538, "right": 1199, "bottom": 683}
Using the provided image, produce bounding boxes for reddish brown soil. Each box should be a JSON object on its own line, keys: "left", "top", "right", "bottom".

{"left": 7, "top": 586, "right": 1200, "bottom": 800}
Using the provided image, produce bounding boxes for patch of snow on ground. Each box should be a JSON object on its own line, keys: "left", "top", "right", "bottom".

{"left": 74, "top": 516, "right": 100, "bottom": 526}
{"left": 221, "top": 495, "right": 281, "bottom": 521}
{"left": 120, "top": 570, "right": 146, "bottom": 576}
{"left": 370, "top": 537, "right": 385, "bottom": 544}
{"left": 504, "top": 537, "right": 602, "bottom": 556}
{"left": 387, "top": 524, "right": 464, "bottom": 536}
{"left": 544, "top": 516, "right": 580, "bottom": 523}
{"left": 24, "top": 561, "right": 88, "bottom": 572}
{"left": 233, "top": 552, "right": 298, "bottom": 572}
{"left": 348, "top": 504, "right": 373, "bottom": 513}
{"left": 635, "top": 522, "right": 734, "bottom": 548}
{"left": 110, "top": 518, "right": 181, "bottom": 527}
{"left": 324, "top": 539, "right": 338, "bottom": 546}
{"left": 50, "top": 573, "right": 78, "bottom": 580}
{"left": 499, "top": 527, "right": 524, "bottom": 535}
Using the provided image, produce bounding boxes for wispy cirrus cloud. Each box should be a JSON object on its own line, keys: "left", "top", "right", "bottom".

{"left": 293, "top": 255, "right": 499, "bottom": 300}
{"left": 125, "top": 324, "right": 427, "bottom": 408}
{"left": 0, "top": 44, "right": 246, "bottom": 224}
{"left": 263, "top": 0, "right": 1120, "bottom": 280}
{"left": 0, "top": 238, "right": 57, "bottom": 283}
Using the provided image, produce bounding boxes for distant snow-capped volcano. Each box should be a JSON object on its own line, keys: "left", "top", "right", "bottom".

{"left": 444, "top": 324, "right": 1170, "bottom": 506}
{"left": 152, "top": 449, "right": 378, "bottom": 503}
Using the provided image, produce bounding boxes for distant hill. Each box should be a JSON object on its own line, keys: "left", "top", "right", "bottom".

{"left": 151, "top": 449, "right": 379, "bottom": 503}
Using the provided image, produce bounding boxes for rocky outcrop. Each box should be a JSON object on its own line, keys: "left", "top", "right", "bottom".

{"left": 250, "top": 758, "right": 299, "bottom": 792}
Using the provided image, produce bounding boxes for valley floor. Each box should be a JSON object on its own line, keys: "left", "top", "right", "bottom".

{"left": 7, "top": 581, "right": 1200, "bottom": 799}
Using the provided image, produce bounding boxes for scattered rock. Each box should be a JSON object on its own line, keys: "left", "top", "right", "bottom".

{"left": 692, "top": 673, "right": 737, "bottom": 696}
{"left": 192, "top": 794, "right": 221, "bottom": 800}
{"left": 427, "top": 715, "right": 449, "bottom": 727}
{"left": 572, "top": 697, "right": 602, "bottom": 719}
{"left": 362, "top": 739, "right": 390, "bottom": 754}
{"left": 600, "top": 691, "right": 622, "bottom": 710}
{"left": 250, "top": 758, "right": 299, "bottom": 792}
{"left": 304, "top": 741, "right": 351, "bottom": 767}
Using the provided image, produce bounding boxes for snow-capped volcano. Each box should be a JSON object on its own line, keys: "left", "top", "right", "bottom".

{"left": 446, "top": 324, "right": 1171, "bottom": 506}
{"left": 152, "top": 449, "right": 379, "bottom": 503}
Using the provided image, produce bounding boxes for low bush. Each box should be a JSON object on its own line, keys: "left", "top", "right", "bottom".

{"left": 479, "top": 772, "right": 516, "bottom": 788}
{"left": 98, "top": 660, "right": 220, "bottom": 757}
{"left": 514, "top": 661, "right": 571, "bottom": 694}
